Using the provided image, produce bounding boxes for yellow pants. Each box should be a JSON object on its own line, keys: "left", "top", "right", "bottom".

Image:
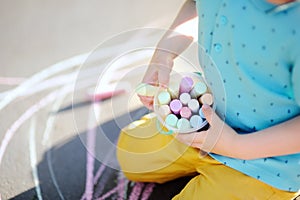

{"left": 117, "top": 113, "right": 298, "bottom": 200}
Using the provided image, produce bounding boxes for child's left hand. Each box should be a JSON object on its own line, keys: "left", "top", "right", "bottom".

{"left": 175, "top": 104, "right": 240, "bottom": 157}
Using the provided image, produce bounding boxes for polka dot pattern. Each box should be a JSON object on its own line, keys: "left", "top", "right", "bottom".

{"left": 196, "top": 0, "right": 300, "bottom": 192}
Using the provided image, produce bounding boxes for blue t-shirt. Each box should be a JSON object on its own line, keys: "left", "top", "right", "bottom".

{"left": 195, "top": 0, "right": 300, "bottom": 192}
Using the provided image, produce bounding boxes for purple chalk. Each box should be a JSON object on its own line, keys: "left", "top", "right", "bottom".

{"left": 179, "top": 76, "right": 194, "bottom": 94}
{"left": 169, "top": 99, "right": 182, "bottom": 114}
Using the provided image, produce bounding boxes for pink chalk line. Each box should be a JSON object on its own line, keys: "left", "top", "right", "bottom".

{"left": 81, "top": 105, "right": 97, "bottom": 200}
{"left": 129, "top": 182, "right": 145, "bottom": 200}
{"left": 117, "top": 178, "right": 125, "bottom": 200}
{"left": 117, "top": 172, "right": 128, "bottom": 200}
{"left": 93, "top": 164, "right": 106, "bottom": 185}
{"left": 0, "top": 74, "right": 99, "bottom": 166}
{"left": 90, "top": 142, "right": 121, "bottom": 198}
{"left": 96, "top": 179, "right": 126, "bottom": 200}
{"left": 0, "top": 77, "right": 26, "bottom": 85}
{"left": 141, "top": 183, "right": 155, "bottom": 200}
{"left": 0, "top": 85, "right": 72, "bottom": 165}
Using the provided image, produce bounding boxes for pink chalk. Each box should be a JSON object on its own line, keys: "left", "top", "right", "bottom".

{"left": 180, "top": 107, "right": 192, "bottom": 119}
{"left": 158, "top": 105, "right": 171, "bottom": 117}
{"left": 179, "top": 76, "right": 194, "bottom": 94}
{"left": 88, "top": 89, "right": 126, "bottom": 102}
{"left": 169, "top": 99, "right": 182, "bottom": 114}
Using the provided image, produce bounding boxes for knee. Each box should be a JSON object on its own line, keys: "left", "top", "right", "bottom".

{"left": 116, "top": 130, "right": 160, "bottom": 183}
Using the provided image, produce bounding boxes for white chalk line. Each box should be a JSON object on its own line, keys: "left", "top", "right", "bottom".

{"left": 0, "top": 85, "right": 71, "bottom": 165}
{"left": 0, "top": 28, "right": 161, "bottom": 111}
{"left": 29, "top": 118, "right": 43, "bottom": 200}
{"left": 81, "top": 104, "right": 98, "bottom": 200}
{"left": 42, "top": 95, "right": 68, "bottom": 200}
{"left": 0, "top": 53, "right": 89, "bottom": 111}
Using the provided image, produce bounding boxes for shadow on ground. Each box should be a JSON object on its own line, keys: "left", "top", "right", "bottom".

{"left": 11, "top": 107, "right": 194, "bottom": 200}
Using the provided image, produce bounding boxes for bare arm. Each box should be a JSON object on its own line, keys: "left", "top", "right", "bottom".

{"left": 140, "top": 0, "right": 197, "bottom": 109}
{"left": 176, "top": 105, "right": 300, "bottom": 160}
{"left": 153, "top": 0, "right": 198, "bottom": 60}
{"left": 235, "top": 115, "right": 300, "bottom": 160}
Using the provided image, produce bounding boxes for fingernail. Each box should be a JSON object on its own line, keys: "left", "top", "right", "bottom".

{"left": 202, "top": 104, "right": 210, "bottom": 109}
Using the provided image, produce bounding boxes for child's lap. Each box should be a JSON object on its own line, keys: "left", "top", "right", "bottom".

{"left": 117, "top": 113, "right": 297, "bottom": 199}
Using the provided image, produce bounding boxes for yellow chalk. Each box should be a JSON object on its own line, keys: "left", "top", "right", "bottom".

{"left": 135, "top": 83, "right": 159, "bottom": 96}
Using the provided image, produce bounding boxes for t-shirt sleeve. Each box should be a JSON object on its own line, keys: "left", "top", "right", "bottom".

{"left": 292, "top": 56, "right": 300, "bottom": 106}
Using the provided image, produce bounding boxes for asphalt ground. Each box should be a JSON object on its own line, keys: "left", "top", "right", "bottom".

{"left": 0, "top": 0, "right": 202, "bottom": 199}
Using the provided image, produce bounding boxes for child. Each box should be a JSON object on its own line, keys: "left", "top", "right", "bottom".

{"left": 117, "top": 0, "right": 300, "bottom": 199}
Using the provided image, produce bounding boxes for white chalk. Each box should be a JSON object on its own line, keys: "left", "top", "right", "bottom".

{"left": 188, "top": 99, "right": 200, "bottom": 113}
{"left": 158, "top": 105, "right": 171, "bottom": 117}
{"left": 135, "top": 83, "right": 158, "bottom": 96}
{"left": 190, "top": 115, "right": 204, "bottom": 129}
{"left": 157, "top": 91, "right": 171, "bottom": 105}
{"left": 179, "top": 93, "right": 191, "bottom": 106}
{"left": 177, "top": 118, "right": 191, "bottom": 131}
{"left": 165, "top": 114, "right": 178, "bottom": 127}
{"left": 190, "top": 81, "right": 207, "bottom": 98}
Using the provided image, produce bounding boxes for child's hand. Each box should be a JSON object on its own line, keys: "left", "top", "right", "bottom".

{"left": 175, "top": 104, "right": 240, "bottom": 157}
{"left": 138, "top": 54, "right": 173, "bottom": 110}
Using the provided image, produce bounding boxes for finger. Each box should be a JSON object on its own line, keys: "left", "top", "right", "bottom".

{"left": 138, "top": 95, "right": 154, "bottom": 110}
{"left": 142, "top": 66, "right": 158, "bottom": 85}
{"left": 202, "top": 104, "right": 214, "bottom": 124}
{"left": 138, "top": 95, "right": 153, "bottom": 102}
{"left": 157, "top": 66, "right": 171, "bottom": 88}
{"left": 136, "top": 83, "right": 159, "bottom": 97}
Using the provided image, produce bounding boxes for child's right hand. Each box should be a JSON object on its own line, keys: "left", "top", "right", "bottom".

{"left": 138, "top": 53, "right": 174, "bottom": 110}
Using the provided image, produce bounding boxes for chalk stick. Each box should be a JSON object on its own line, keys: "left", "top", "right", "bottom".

{"left": 158, "top": 105, "right": 171, "bottom": 117}
{"left": 190, "top": 81, "right": 207, "bottom": 98}
{"left": 179, "top": 93, "right": 191, "bottom": 106}
{"left": 170, "top": 99, "right": 182, "bottom": 115}
{"left": 88, "top": 89, "right": 126, "bottom": 102}
{"left": 177, "top": 118, "right": 191, "bottom": 131}
{"left": 199, "top": 107, "right": 206, "bottom": 119}
{"left": 135, "top": 83, "right": 158, "bottom": 96}
{"left": 190, "top": 115, "right": 204, "bottom": 129}
{"left": 168, "top": 81, "right": 180, "bottom": 98}
{"left": 180, "top": 106, "right": 192, "bottom": 119}
{"left": 165, "top": 114, "right": 178, "bottom": 127}
{"left": 199, "top": 93, "right": 214, "bottom": 106}
{"left": 157, "top": 91, "right": 171, "bottom": 105}
{"left": 179, "top": 76, "right": 194, "bottom": 94}
{"left": 188, "top": 99, "right": 200, "bottom": 113}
